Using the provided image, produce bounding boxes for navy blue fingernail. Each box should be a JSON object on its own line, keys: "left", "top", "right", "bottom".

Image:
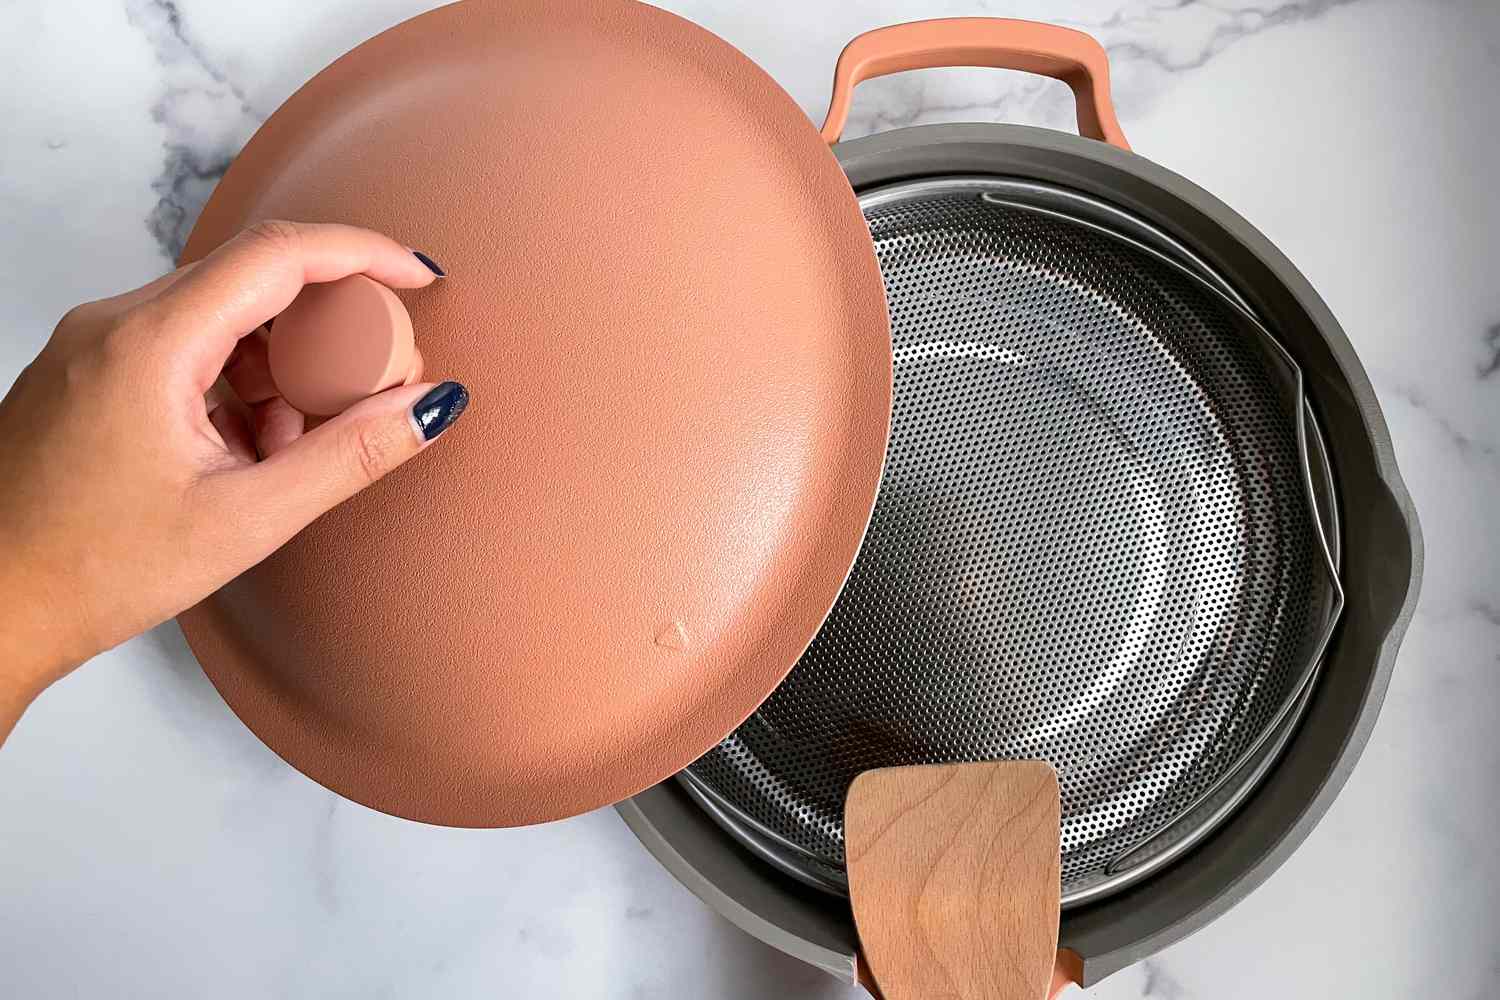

{"left": 412, "top": 250, "right": 445, "bottom": 278}
{"left": 413, "top": 381, "right": 469, "bottom": 441}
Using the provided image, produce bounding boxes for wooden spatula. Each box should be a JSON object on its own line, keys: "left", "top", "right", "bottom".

{"left": 846, "top": 761, "right": 1063, "bottom": 1000}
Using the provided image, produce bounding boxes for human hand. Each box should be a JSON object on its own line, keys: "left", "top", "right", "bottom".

{"left": 0, "top": 221, "right": 469, "bottom": 739}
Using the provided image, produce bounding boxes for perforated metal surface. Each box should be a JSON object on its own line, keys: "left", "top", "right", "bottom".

{"left": 686, "top": 178, "right": 1340, "bottom": 905}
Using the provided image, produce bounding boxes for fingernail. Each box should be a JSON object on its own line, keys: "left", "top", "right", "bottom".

{"left": 412, "top": 250, "right": 445, "bottom": 278}
{"left": 412, "top": 381, "right": 469, "bottom": 441}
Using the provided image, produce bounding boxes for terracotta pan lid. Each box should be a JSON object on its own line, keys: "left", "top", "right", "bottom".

{"left": 177, "top": 0, "right": 891, "bottom": 826}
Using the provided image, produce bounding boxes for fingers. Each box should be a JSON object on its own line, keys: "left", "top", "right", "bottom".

{"left": 216, "top": 380, "right": 469, "bottom": 559}
{"left": 105, "top": 262, "right": 198, "bottom": 313}
{"left": 218, "top": 326, "right": 302, "bottom": 456}
{"left": 207, "top": 402, "right": 258, "bottom": 464}
{"left": 250, "top": 397, "right": 305, "bottom": 458}
{"left": 221, "top": 328, "right": 278, "bottom": 404}
{"left": 151, "top": 220, "right": 440, "bottom": 389}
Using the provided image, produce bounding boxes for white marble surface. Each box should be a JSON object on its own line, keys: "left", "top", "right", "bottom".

{"left": 1, "top": 0, "right": 1497, "bottom": 997}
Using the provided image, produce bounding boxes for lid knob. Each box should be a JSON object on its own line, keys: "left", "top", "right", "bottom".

{"left": 267, "top": 274, "right": 417, "bottom": 416}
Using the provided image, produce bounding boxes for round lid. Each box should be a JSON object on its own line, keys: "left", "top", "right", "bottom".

{"left": 268, "top": 275, "right": 416, "bottom": 416}
{"left": 177, "top": 0, "right": 891, "bottom": 826}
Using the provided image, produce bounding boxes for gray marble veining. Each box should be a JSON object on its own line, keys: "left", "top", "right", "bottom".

{"left": 125, "top": 0, "right": 267, "bottom": 259}
{"left": 1477, "top": 322, "right": 1500, "bottom": 378}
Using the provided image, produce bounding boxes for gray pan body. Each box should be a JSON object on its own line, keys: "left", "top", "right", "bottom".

{"left": 617, "top": 124, "right": 1422, "bottom": 987}
{"left": 685, "top": 174, "right": 1343, "bottom": 908}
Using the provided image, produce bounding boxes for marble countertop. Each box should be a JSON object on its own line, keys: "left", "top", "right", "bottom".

{"left": 2, "top": 1, "right": 1497, "bottom": 997}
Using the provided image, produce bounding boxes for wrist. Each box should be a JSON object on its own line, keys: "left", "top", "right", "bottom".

{"left": 0, "top": 562, "right": 90, "bottom": 713}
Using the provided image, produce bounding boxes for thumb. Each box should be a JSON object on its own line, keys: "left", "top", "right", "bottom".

{"left": 240, "top": 380, "right": 469, "bottom": 550}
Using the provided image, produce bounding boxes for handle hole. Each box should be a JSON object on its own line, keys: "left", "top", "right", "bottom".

{"left": 831, "top": 66, "right": 1078, "bottom": 141}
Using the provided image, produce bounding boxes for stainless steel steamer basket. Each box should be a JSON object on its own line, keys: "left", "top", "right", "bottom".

{"left": 683, "top": 174, "right": 1344, "bottom": 909}
{"left": 618, "top": 123, "right": 1422, "bottom": 988}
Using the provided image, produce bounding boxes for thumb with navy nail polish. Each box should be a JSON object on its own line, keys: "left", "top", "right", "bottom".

{"left": 411, "top": 381, "right": 469, "bottom": 442}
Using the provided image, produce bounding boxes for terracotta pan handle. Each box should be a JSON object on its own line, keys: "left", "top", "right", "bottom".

{"left": 1051, "top": 947, "right": 1084, "bottom": 997}
{"left": 819, "top": 18, "right": 1130, "bottom": 150}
